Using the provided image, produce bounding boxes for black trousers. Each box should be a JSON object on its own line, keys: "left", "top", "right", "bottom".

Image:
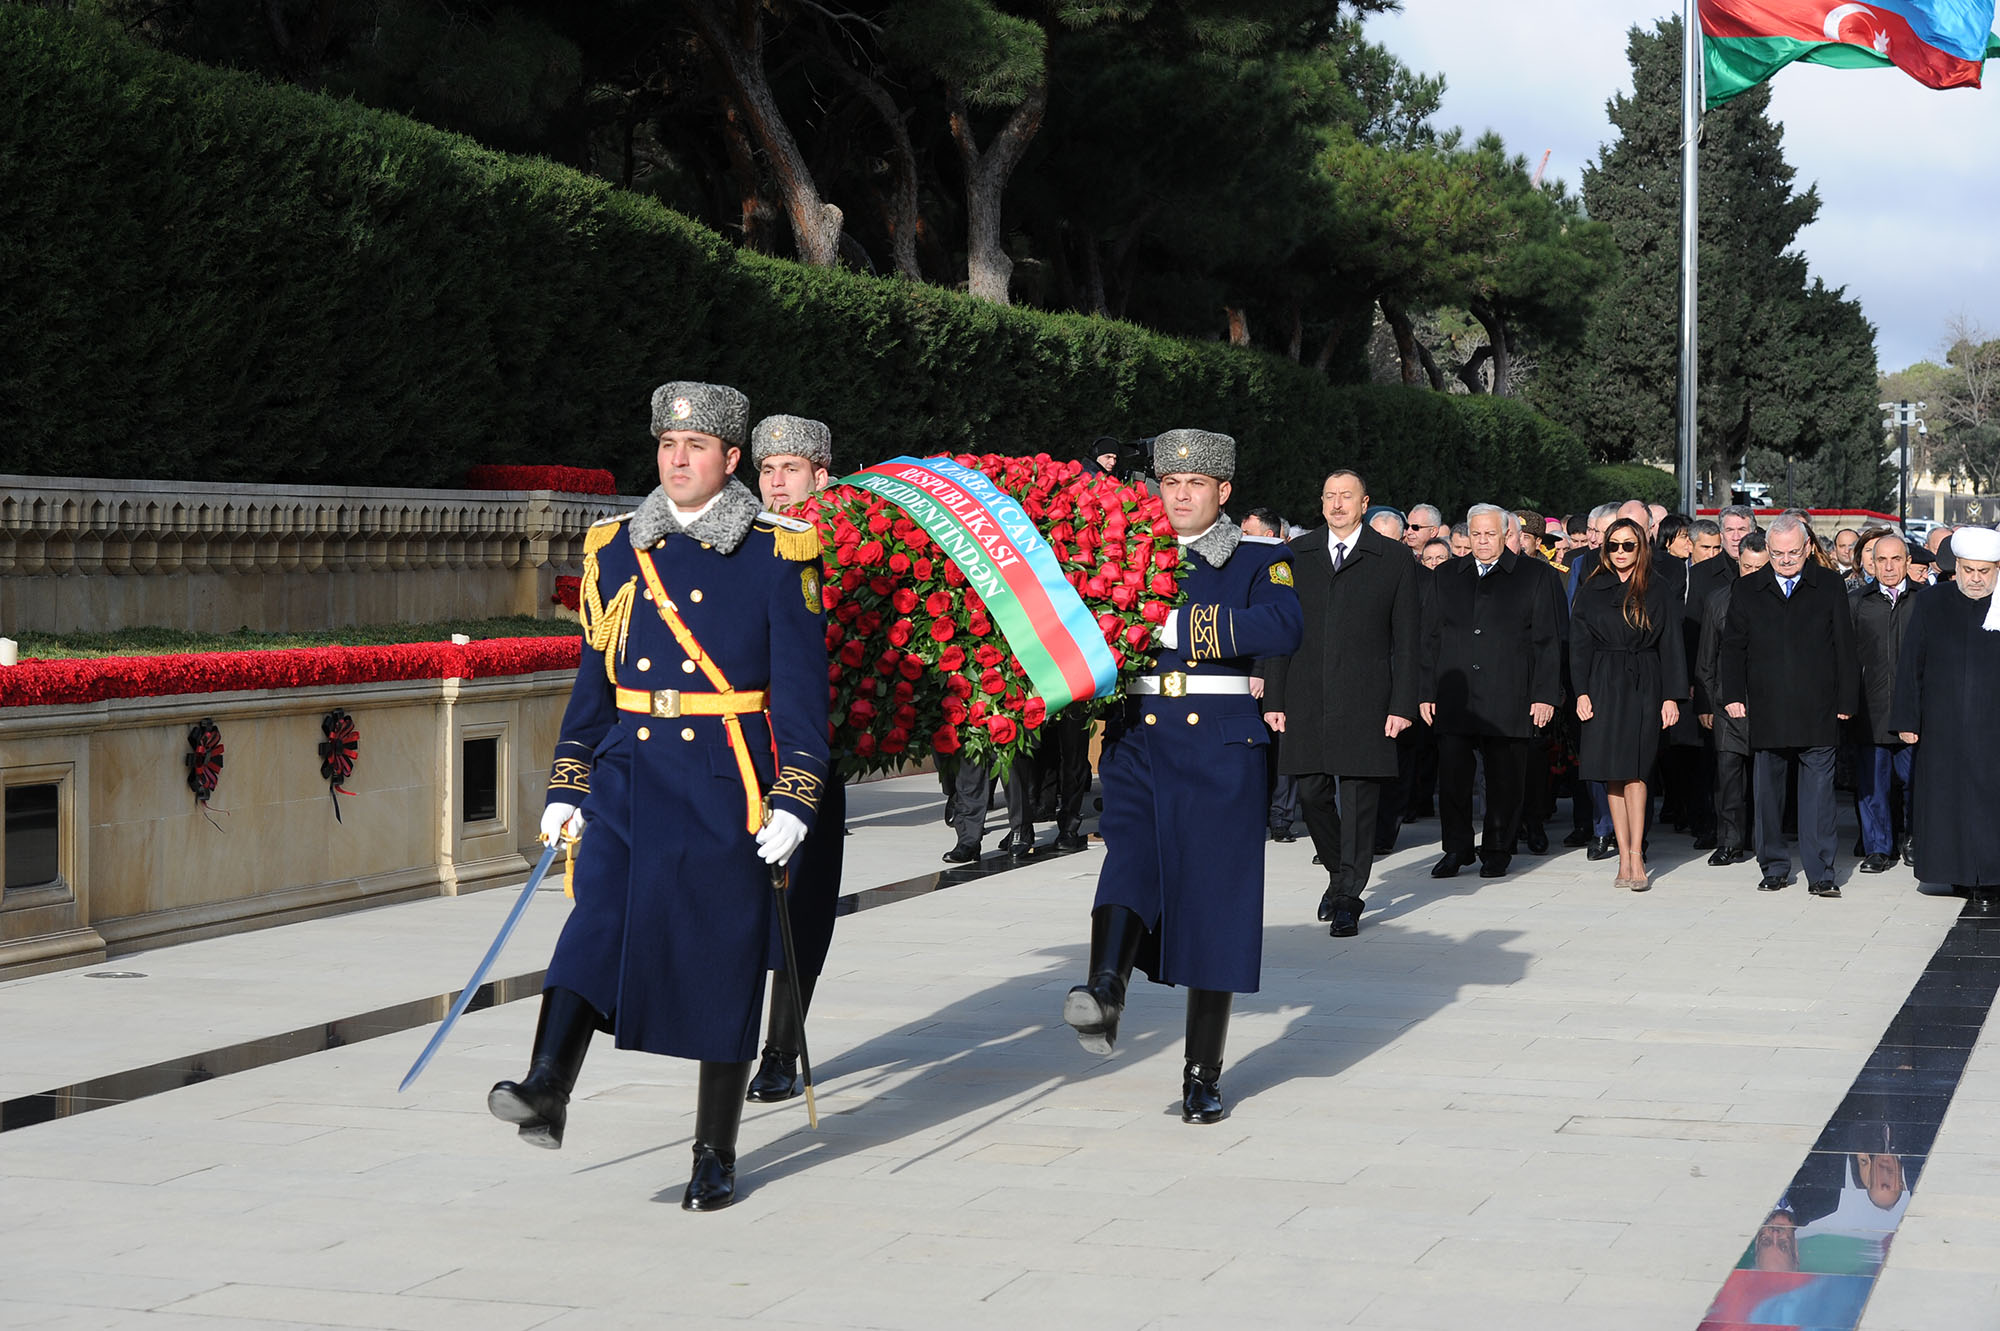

{"left": 1755, "top": 746, "right": 1837, "bottom": 883}
{"left": 1041, "top": 710, "right": 1093, "bottom": 836}
{"left": 949, "top": 756, "right": 1005, "bottom": 849}
{"left": 1437, "top": 733, "right": 1529, "bottom": 864}
{"left": 1714, "top": 748, "right": 1750, "bottom": 851}
{"left": 1373, "top": 732, "right": 1421, "bottom": 849}
{"left": 1297, "top": 773, "right": 1384, "bottom": 909}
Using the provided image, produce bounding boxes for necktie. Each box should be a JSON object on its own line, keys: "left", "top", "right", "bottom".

{"left": 1332, "top": 541, "right": 1346, "bottom": 572}
{"left": 1782, "top": 577, "right": 1796, "bottom": 598}
{"left": 1478, "top": 562, "right": 1492, "bottom": 578}
{"left": 1887, "top": 585, "right": 1901, "bottom": 606}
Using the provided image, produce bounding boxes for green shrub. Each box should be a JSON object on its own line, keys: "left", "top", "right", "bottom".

{"left": 1580, "top": 463, "right": 1682, "bottom": 512}
{"left": 0, "top": 7, "right": 1589, "bottom": 519}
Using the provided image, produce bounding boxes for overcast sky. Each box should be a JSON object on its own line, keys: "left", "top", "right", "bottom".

{"left": 1364, "top": 1, "right": 2000, "bottom": 372}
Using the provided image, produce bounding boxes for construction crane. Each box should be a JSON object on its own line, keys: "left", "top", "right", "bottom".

{"left": 1531, "top": 149, "right": 1552, "bottom": 187}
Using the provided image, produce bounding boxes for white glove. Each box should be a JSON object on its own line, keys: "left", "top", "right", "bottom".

{"left": 1159, "top": 609, "right": 1180, "bottom": 652}
{"left": 756, "top": 809, "right": 809, "bottom": 865}
{"left": 541, "top": 802, "right": 584, "bottom": 844}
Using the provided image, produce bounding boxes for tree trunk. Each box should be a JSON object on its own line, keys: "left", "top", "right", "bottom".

{"left": 1456, "top": 345, "right": 1493, "bottom": 394}
{"left": 683, "top": 0, "right": 843, "bottom": 266}
{"left": 823, "top": 55, "right": 922, "bottom": 280}
{"left": 1470, "top": 299, "right": 1513, "bottom": 397}
{"left": 1083, "top": 232, "right": 1109, "bottom": 317}
{"left": 1225, "top": 307, "right": 1251, "bottom": 347}
{"left": 720, "top": 104, "right": 779, "bottom": 253}
{"left": 1381, "top": 298, "right": 1422, "bottom": 385}
{"left": 1286, "top": 301, "right": 1304, "bottom": 363}
{"left": 950, "top": 79, "right": 1048, "bottom": 304}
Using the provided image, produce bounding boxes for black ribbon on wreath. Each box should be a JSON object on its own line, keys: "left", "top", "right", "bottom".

{"left": 318, "top": 708, "right": 360, "bottom": 822}
{"left": 185, "top": 718, "right": 226, "bottom": 830}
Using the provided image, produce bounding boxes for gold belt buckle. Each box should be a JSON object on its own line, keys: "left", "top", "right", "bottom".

{"left": 1161, "top": 671, "right": 1188, "bottom": 699}
{"left": 651, "top": 689, "right": 682, "bottom": 718}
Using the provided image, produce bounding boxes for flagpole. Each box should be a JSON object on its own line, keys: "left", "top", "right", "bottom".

{"left": 1678, "top": 0, "right": 1702, "bottom": 517}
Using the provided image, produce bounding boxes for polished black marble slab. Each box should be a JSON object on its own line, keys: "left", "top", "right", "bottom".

{"left": 836, "top": 839, "right": 1089, "bottom": 918}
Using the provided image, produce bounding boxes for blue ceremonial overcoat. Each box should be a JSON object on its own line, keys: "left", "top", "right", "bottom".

{"left": 1094, "top": 532, "right": 1303, "bottom": 993}
{"left": 543, "top": 489, "right": 829, "bottom": 1063}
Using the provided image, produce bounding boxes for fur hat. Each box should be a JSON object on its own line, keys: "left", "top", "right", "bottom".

{"left": 750, "top": 414, "right": 833, "bottom": 469}
{"left": 649, "top": 381, "right": 749, "bottom": 447}
{"left": 1151, "top": 428, "right": 1236, "bottom": 482}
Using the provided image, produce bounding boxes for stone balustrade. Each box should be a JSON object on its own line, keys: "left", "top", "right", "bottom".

{"left": 0, "top": 475, "right": 641, "bottom": 634}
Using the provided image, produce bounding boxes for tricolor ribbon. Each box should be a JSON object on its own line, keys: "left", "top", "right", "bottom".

{"left": 842, "top": 456, "right": 1119, "bottom": 711}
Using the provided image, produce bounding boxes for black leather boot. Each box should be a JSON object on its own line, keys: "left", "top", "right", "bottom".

{"left": 746, "top": 971, "right": 817, "bottom": 1102}
{"left": 1181, "top": 988, "right": 1232, "bottom": 1124}
{"left": 487, "top": 987, "right": 597, "bottom": 1149}
{"left": 684, "top": 1059, "right": 755, "bottom": 1212}
{"left": 1062, "top": 905, "right": 1145, "bottom": 1055}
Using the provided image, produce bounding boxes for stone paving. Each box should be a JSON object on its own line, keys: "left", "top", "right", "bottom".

{"left": 3, "top": 774, "right": 1996, "bottom": 1330}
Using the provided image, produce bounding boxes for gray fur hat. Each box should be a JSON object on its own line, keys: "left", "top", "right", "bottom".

{"left": 1152, "top": 428, "right": 1236, "bottom": 482}
{"left": 650, "top": 381, "right": 750, "bottom": 447}
{"left": 751, "top": 414, "right": 833, "bottom": 469}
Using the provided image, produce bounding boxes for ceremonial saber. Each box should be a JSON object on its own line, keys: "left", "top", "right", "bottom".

{"left": 398, "top": 837, "right": 562, "bottom": 1093}
{"left": 770, "top": 859, "right": 819, "bottom": 1129}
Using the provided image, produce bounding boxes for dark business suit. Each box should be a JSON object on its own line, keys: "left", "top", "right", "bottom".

{"left": 1717, "top": 559, "right": 1861, "bottom": 885}
{"left": 1420, "top": 549, "right": 1564, "bottom": 870}
{"left": 1263, "top": 523, "right": 1420, "bottom": 913}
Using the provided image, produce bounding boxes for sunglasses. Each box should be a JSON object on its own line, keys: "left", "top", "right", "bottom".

{"left": 1604, "top": 540, "right": 1640, "bottom": 552}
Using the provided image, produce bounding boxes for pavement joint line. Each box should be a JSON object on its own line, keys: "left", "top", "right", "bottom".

{"left": 0, "top": 827, "right": 1091, "bottom": 1136}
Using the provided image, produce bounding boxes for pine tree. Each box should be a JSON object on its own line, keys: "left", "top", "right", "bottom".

{"left": 1534, "top": 17, "right": 1880, "bottom": 504}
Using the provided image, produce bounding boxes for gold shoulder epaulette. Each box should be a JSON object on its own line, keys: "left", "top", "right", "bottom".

{"left": 757, "top": 511, "right": 823, "bottom": 563}
{"left": 583, "top": 513, "right": 630, "bottom": 559}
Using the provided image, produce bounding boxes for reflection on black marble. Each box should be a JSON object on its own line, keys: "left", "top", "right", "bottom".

{"left": 0, "top": 969, "right": 546, "bottom": 1135}
{"left": 1702, "top": 911, "right": 2000, "bottom": 1331}
{"left": 835, "top": 840, "right": 1091, "bottom": 918}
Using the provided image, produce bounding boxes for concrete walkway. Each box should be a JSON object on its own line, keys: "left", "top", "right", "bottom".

{"left": 2, "top": 775, "right": 1994, "bottom": 1330}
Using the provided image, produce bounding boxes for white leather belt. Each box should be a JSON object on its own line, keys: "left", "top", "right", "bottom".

{"left": 1128, "top": 672, "right": 1253, "bottom": 697}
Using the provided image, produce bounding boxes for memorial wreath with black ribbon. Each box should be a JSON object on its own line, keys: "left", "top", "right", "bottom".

{"left": 318, "top": 708, "right": 360, "bottom": 822}
{"left": 185, "top": 718, "right": 225, "bottom": 826}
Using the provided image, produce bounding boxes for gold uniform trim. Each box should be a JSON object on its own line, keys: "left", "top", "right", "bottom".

{"left": 760, "top": 518, "right": 824, "bottom": 563}
{"left": 549, "top": 757, "right": 592, "bottom": 793}
{"left": 769, "top": 766, "right": 824, "bottom": 813}
{"left": 613, "top": 687, "right": 770, "bottom": 717}
{"left": 1188, "top": 604, "right": 1222, "bottom": 663}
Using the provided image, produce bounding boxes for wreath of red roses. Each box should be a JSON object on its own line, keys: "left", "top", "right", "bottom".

{"left": 802, "top": 453, "right": 1182, "bottom": 775}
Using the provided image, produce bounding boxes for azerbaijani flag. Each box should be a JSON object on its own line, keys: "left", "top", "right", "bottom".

{"left": 1702, "top": 0, "right": 2000, "bottom": 106}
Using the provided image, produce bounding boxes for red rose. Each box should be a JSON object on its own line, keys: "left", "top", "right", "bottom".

{"left": 834, "top": 600, "right": 861, "bottom": 624}
{"left": 867, "top": 513, "right": 891, "bottom": 535}
{"left": 965, "top": 592, "right": 985, "bottom": 615}
{"left": 1141, "top": 600, "right": 1170, "bottom": 624}
{"left": 1122, "top": 568, "right": 1143, "bottom": 588}
{"left": 943, "top": 697, "right": 969, "bottom": 724}
{"left": 877, "top": 650, "right": 902, "bottom": 675}
{"left": 1101, "top": 541, "right": 1125, "bottom": 564}
{"left": 827, "top": 662, "right": 844, "bottom": 684}
{"left": 856, "top": 540, "right": 885, "bottom": 565}
{"left": 838, "top": 640, "right": 866, "bottom": 667}
{"left": 821, "top": 582, "right": 842, "bottom": 610}
{"left": 986, "top": 716, "right": 1018, "bottom": 744}
{"left": 1085, "top": 576, "right": 1108, "bottom": 598}
{"left": 1023, "top": 698, "right": 1047, "bottom": 729}
{"left": 840, "top": 568, "right": 863, "bottom": 591}
{"left": 968, "top": 616, "right": 992, "bottom": 637}
{"left": 882, "top": 728, "right": 909, "bottom": 754}
{"left": 1154, "top": 549, "right": 1179, "bottom": 571}
{"left": 907, "top": 529, "right": 932, "bottom": 553}
{"left": 888, "top": 619, "right": 914, "bottom": 647}
{"left": 944, "top": 562, "right": 966, "bottom": 587}
{"left": 981, "top": 670, "right": 1006, "bottom": 694}
{"left": 1150, "top": 572, "right": 1177, "bottom": 595}
{"left": 938, "top": 645, "right": 966, "bottom": 671}
{"left": 929, "top": 618, "right": 956, "bottom": 643}
{"left": 898, "top": 655, "right": 925, "bottom": 681}
{"left": 893, "top": 588, "right": 919, "bottom": 614}
{"left": 893, "top": 679, "right": 916, "bottom": 700}
{"left": 1110, "top": 584, "right": 1136, "bottom": 610}
{"left": 925, "top": 591, "right": 953, "bottom": 616}
{"left": 914, "top": 558, "right": 934, "bottom": 580}
{"left": 1123, "top": 623, "right": 1151, "bottom": 648}
{"left": 825, "top": 623, "right": 845, "bottom": 647}
{"left": 856, "top": 610, "right": 883, "bottom": 635}
{"left": 855, "top": 733, "right": 879, "bottom": 757}
{"left": 932, "top": 724, "right": 962, "bottom": 754}
{"left": 1097, "top": 613, "right": 1120, "bottom": 635}
{"left": 945, "top": 674, "right": 974, "bottom": 699}
{"left": 889, "top": 552, "right": 912, "bottom": 575}
{"left": 893, "top": 704, "right": 918, "bottom": 728}
{"left": 869, "top": 576, "right": 896, "bottom": 598}
{"left": 974, "top": 644, "right": 1004, "bottom": 668}
{"left": 848, "top": 698, "right": 877, "bottom": 725}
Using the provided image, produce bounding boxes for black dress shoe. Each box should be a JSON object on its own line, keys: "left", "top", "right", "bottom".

{"left": 1054, "top": 830, "right": 1089, "bottom": 852}
{"left": 1757, "top": 874, "right": 1790, "bottom": 892}
{"left": 998, "top": 830, "right": 1036, "bottom": 857}
{"left": 1311, "top": 853, "right": 1323, "bottom": 866}
{"left": 1586, "top": 836, "right": 1617, "bottom": 861}
{"left": 1524, "top": 827, "right": 1549, "bottom": 855}
{"left": 1692, "top": 833, "right": 1718, "bottom": 851}
{"left": 1181, "top": 1062, "right": 1226, "bottom": 1124}
{"left": 1965, "top": 890, "right": 2000, "bottom": 917}
{"left": 1270, "top": 828, "right": 1297, "bottom": 843}
{"left": 1373, "top": 839, "right": 1396, "bottom": 856}
{"left": 1809, "top": 879, "right": 1841, "bottom": 899}
{"left": 744, "top": 1047, "right": 801, "bottom": 1102}
{"left": 1316, "top": 889, "right": 1336, "bottom": 923}
{"left": 1859, "top": 853, "right": 1895, "bottom": 874}
{"left": 941, "top": 843, "right": 980, "bottom": 864}
{"left": 1708, "top": 845, "right": 1740, "bottom": 867}
{"left": 1562, "top": 828, "right": 1592, "bottom": 848}
{"left": 1329, "top": 908, "right": 1360, "bottom": 939}
{"left": 1899, "top": 836, "right": 1917, "bottom": 866}
{"left": 1479, "top": 858, "right": 1508, "bottom": 879}
{"left": 1431, "top": 853, "right": 1470, "bottom": 879}
{"left": 682, "top": 1143, "right": 737, "bottom": 1211}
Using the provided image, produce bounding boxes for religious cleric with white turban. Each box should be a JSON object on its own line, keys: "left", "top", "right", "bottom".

{"left": 1891, "top": 526, "right": 2000, "bottom": 914}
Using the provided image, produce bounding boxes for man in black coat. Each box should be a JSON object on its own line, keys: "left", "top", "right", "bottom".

{"left": 1695, "top": 532, "right": 1767, "bottom": 865}
{"left": 1263, "top": 469, "right": 1421, "bottom": 937}
{"left": 1849, "top": 533, "right": 1923, "bottom": 873}
{"left": 1420, "top": 504, "right": 1564, "bottom": 880}
{"left": 1718, "top": 515, "right": 1861, "bottom": 897}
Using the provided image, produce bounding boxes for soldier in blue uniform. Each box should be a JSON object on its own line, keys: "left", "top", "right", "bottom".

{"left": 488, "top": 381, "right": 830, "bottom": 1212}
{"left": 747, "top": 412, "right": 842, "bottom": 1103}
{"left": 1062, "top": 429, "right": 1303, "bottom": 1123}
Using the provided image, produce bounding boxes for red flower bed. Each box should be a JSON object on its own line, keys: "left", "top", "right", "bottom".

{"left": 0, "top": 638, "right": 582, "bottom": 708}
{"left": 802, "top": 454, "right": 1180, "bottom": 774}
{"left": 464, "top": 465, "right": 620, "bottom": 496}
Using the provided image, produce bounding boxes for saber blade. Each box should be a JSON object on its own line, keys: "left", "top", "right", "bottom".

{"left": 398, "top": 839, "right": 562, "bottom": 1093}
{"left": 771, "top": 860, "right": 819, "bottom": 1129}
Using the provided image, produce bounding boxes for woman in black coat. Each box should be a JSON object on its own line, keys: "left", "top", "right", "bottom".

{"left": 1572, "top": 518, "right": 1689, "bottom": 890}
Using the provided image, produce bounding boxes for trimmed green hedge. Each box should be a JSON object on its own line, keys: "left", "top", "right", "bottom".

{"left": 0, "top": 7, "right": 1590, "bottom": 518}
{"left": 1580, "top": 463, "right": 1682, "bottom": 512}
